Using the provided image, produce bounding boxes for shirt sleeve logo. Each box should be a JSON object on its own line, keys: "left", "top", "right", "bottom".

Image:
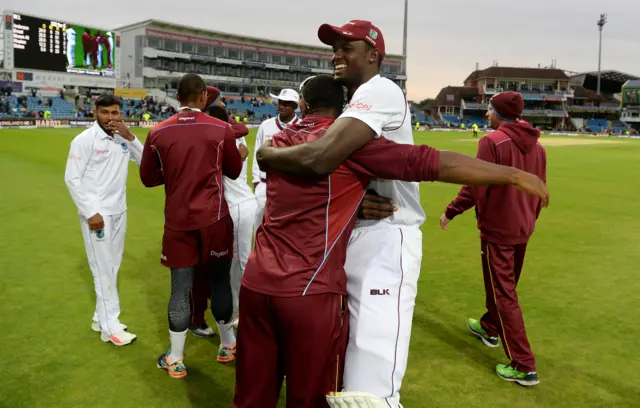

{"left": 346, "top": 103, "right": 373, "bottom": 111}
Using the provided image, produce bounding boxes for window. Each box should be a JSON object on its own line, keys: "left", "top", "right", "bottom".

{"left": 182, "top": 42, "right": 195, "bottom": 54}
{"left": 285, "top": 55, "right": 296, "bottom": 65}
{"left": 164, "top": 39, "right": 179, "bottom": 52}
{"left": 197, "top": 44, "right": 210, "bottom": 56}
{"left": 257, "top": 52, "right": 268, "bottom": 62}
{"left": 185, "top": 62, "right": 195, "bottom": 72}
{"left": 446, "top": 94, "right": 455, "bottom": 102}
{"left": 144, "top": 57, "right": 161, "bottom": 69}
{"left": 271, "top": 54, "right": 285, "bottom": 64}
{"left": 147, "top": 37, "right": 162, "bottom": 49}
{"left": 214, "top": 47, "right": 226, "bottom": 57}
{"left": 299, "top": 57, "right": 310, "bottom": 67}
{"left": 227, "top": 48, "right": 239, "bottom": 59}
{"left": 245, "top": 51, "right": 257, "bottom": 61}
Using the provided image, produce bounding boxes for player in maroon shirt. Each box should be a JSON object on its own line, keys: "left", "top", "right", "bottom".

{"left": 81, "top": 29, "right": 94, "bottom": 68}
{"left": 234, "top": 75, "right": 443, "bottom": 408}
{"left": 190, "top": 86, "right": 250, "bottom": 337}
{"left": 139, "top": 73, "right": 243, "bottom": 378}
{"left": 440, "top": 92, "right": 546, "bottom": 386}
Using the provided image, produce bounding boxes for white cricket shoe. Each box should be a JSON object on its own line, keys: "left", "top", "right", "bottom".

{"left": 101, "top": 331, "right": 137, "bottom": 346}
{"left": 92, "top": 322, "right": 128, "bottom": 332}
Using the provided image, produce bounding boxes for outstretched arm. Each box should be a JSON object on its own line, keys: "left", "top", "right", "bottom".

{"left": 257, "top": 118, "right": 375, "bottom": 176}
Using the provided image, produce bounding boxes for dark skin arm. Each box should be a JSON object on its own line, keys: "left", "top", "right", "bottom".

{"left": 257, "top": 118, "right": 374, "bottom": 175}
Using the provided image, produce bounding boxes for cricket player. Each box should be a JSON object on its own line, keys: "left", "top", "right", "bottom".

{"left": 65, "top": 25, "right": 76, "bottom": 67}
{"left": 64, "top": 94, "right": 143, "bottom": 347}
{"left": 189, "top": 86, "right": 254, "bottom": 336}
{"left": 139, "top": 74, "right": 244, "bottom": 378}
{"left": 251, "top": 89, "right": 300, "bottom": 231}
{"left": 256, "top": 21, "right": 549, "bottom": 408}
{"left": 440, "top": 91, "right": 546, "bottom": 387}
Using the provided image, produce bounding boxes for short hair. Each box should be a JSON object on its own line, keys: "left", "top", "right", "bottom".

{"left": 206, "top": 105, "right": 229, "bottom": 122}
{"left": 301, "top": 74, "right": 345, "bottom": 113}
{"left": 177, "top": 73, "right": 206, "bottom": 103}
{"left": 95, "top": 93, "right": 122, "bottom": 109}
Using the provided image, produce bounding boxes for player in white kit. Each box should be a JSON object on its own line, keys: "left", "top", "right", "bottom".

{"left": 65, "top": 25, "right": 76, "bottom": 67}
{"left": 255, "top": 20, "right": 550, "bottom": 408}
{"left": 251, "top": 89, "right": 300, "bottom": 232}
{"left": 64, "top": 94, "right": 143, "bottom": 347}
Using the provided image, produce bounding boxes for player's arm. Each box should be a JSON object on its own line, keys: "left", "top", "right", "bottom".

{"left": 535, "top": 147, "right": 548, "bottom": 220}
{"left": 64, "top": 137, "right": 99, "bottom": 219}
{"left": 110, "top": 120, "right": 143, "bottom": 166}
{"left": 348, "top": 137, "right": 549, "bottom": 206}
{"left": 443, "top": 137, "right": 498, "bottom": 221}
{"left": 139, "top": 132, "right": 164, "bottom": 187}
{"left": 257, "top": 118, "right": 374, "bottom": 176}
{"left": 222, "top": 126, "right": 243, "bottom": 180}
{"left": 251, "top": 124, "right": 265, "bottom": 188}
{"left": 229, "top": 117, "right": 249, "bottom": 138}
{"left": 257, "top": 84, "right": 389, "bottom": 176}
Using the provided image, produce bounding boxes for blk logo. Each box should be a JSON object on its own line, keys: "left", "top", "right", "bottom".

{"left": 370, "top": 289, "right": 390, "bottom": 296}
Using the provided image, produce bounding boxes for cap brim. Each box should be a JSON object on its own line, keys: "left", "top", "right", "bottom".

{"left": 269, "top": 93, "right": 279, "bottom": 100}
{"left": 318, "top": 24, "right": 346, "bottom": 46}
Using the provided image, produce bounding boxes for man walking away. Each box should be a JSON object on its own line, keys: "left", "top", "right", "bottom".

{"left": 440, "top": 91, "right": 546, "bottom": 387}
{"left": 64, "top": 94, "right": 143, "bottom": 346}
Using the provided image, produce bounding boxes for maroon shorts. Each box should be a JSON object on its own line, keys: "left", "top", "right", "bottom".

{"left": 161, "top": 216, "right": 233, "bottom": 268}
{"left": 233, "top": 286, "right": 348, "bottom": 408}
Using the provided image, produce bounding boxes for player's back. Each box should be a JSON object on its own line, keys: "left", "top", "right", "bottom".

{"left": 145, "top": 111, "right": 235, "bottom": 231}
{"left": 243, "top": 115, "right": 370, "bottom": 298}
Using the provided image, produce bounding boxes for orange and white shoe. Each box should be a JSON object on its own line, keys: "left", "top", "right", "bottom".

{"left": 157, "top": 351, "right": 187, "bottom": 379}
{"left": 92, "top": 322, "right": 127, "bottom": 332}
{"left": 100, "top": 331, "right": 136, "bottom": 346}
{"left": 217, "top": 343, "right": 236, "bottom": 363}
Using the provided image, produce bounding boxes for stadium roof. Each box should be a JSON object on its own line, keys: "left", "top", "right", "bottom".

{"left": 571, "top": 85, "right": 603, "bottom": 101}
{"left": 570, "top": 70, "right": 639, "bottom": 85}
{"left": 435, "top": 86, "right": 478, "bottom": 106}
{"left": 114, "top": 19, "right": 405, "bottom": 59}
{"left": 464, "top": 67, "right": 569, "bottom": 82}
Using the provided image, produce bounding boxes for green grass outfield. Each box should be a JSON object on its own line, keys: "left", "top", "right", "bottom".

{"left": 1, "top": 128, "right": 639, "bottom": 408}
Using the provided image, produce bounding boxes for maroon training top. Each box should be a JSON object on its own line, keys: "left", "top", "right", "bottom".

{"left": 140, "top": 110, "right": 243, "bottom": 231}
{"left": 242, "top": 114, "right": 440, "bottom": 297}
{"left": 445, "top": 120, "right": 547, "bottom": 245}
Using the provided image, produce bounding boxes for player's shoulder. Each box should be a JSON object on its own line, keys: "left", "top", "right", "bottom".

{"left": 483, "top": 130, "right": 509, "bottom": 145}
{"left": 71, "top": 124, "right": 97, "bottom": 146}
{"left": 351, "top": 75, "right": 404, "bottom": 106}
{"left": 259, "top": 117, "right": 277, "bottom": 128}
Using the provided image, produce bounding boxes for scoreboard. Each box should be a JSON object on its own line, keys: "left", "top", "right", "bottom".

{"left": 9, "top": 13, "right": 116, "bottom": 77}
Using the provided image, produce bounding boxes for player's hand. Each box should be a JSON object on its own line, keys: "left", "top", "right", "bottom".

{"left": 238, "top": 144, "right": 249, "bottom": 161}
{"left": 439, "top": 213, "right": 452, "bottom": 231}
{"left": 513, "top": 171, "right": 550, "bottom": 208}
{"left": 109, "top": 121, "right": 135, "bottom": 141}
{"left": 88, "top": 213, "right": 104, "bottom": 231}
{"left": 256, "top": 140, "right": 273, "bottom": 172}
{"left": 358, "top": 193, "right": 396, "bottom": 220}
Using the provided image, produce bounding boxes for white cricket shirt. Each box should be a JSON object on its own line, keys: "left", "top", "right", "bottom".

{"left": 252, "top": 115, "right": 300, "bottom": 185}
{"left": 64, "top": 121, "right": 144, "bottom": 218}
{"left": 223, "top": 137, "right": 256, "bottom": 206}
{"left": 339, "top": 74, "right": 426, "bottom": 228}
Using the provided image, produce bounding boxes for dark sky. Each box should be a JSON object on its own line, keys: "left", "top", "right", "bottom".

{"left": 3, "top": 0, "right": 638, "bottom": 99}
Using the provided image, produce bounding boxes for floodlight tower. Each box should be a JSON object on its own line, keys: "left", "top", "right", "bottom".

{"left": 402, "top": 0, "right": 408, "bottom": 91}
{"left": 597, "top": 13, "right": 607, "bottom": 96}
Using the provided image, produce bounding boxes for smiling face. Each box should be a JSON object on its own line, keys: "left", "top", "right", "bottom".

{"left": 331, "top": 38, "right": 379, "bottom": 87}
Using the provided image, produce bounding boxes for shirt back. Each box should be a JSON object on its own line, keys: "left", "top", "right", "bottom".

{"left": 140, "top": 110, "right": 242, "bottom": 231}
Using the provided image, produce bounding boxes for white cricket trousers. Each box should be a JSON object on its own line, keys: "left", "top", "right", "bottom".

{"left": 79, "top": 212, "right": 127, "bottom": 336}
{"left": 229, "top": 198, "right": 257, "bottom": 312}
{"left": 343, "top": 225, "right": 423, "bottom": 408}
{"left": 253, "top": 182, "right": 267, "bottom": 234}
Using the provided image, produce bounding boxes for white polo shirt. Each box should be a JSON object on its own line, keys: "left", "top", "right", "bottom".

{"left": 64, "top": 121, "right": 144, "bottom": 219}
{"left": 223, "top": 136, "right": 256, "bottom": 207}
{"left": 339, "top": 74, "right": 426, "bottom": 228}
{"left": 252, "top": 115, "right": 300, "bottom": 185}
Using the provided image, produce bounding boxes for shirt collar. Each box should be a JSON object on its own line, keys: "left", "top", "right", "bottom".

{"left": 94, "top": 121, "right": 112, "bottom": 140}
{"left": 179, "top": 106, "right": 201, "bottom": 112}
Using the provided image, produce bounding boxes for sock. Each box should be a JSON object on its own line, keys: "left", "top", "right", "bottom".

{"left": 168, "top": 329, "right": 187, "bottom": 361}
{"left": 217, "top": 322, "right": 236, "bottom": 346}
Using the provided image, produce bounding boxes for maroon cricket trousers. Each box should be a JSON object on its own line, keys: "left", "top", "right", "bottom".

{"left": 479, "top": 239, "right": 537, "bottom": 373}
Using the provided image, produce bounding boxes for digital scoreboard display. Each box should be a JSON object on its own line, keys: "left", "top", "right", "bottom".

{"left": 11, "top": 13, "right": 115, "bottom": 77}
